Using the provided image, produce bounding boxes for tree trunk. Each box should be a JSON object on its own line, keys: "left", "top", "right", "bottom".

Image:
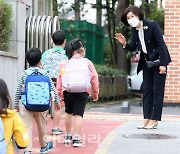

{"left": 96, "top": 0, "right": 102, "bottom": 26}
{"left": 112, "top": 0, "right": 118, "bottom": 66}
{"left": 74, "top": 0, "right": 80, "bottom": 20}
{"left": 53, "top": 0, "right": 58, "bottom": 16}
{"left": 142, "top": 0, "right": 150, "bottom": 14}
{"left": 115, "top": 0, "right": 129, "bottom": 25}
{"left": 157, "top": 0, "right": 163, "bottom": 8}
{"left": 115, "top": 0, "right": 129, "bottom": 71}
{"left": 106, "top": 0, "right": 116, "bottom": 65}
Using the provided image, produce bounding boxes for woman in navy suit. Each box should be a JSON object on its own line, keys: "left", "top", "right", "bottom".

{"left": 115, "top": 6, "right": 171, "bottom": 129}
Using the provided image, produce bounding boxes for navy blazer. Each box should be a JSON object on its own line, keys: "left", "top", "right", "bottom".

{"left": 125, "top": 19, "right": 171, "bottom": 74}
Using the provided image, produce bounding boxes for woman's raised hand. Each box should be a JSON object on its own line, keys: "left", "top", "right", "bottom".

{"left": 114, "top": 33, "right": 127, "bottom": 47}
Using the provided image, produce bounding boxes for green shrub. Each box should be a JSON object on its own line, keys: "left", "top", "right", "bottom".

{"left": 95, "top": 64, "right": 126, "bottom": 76}
{"left": 103, "top": 37, "right": 114, "bottom": 67}
{"left": 0, "top": 0, "right": 12, "bottom": 51}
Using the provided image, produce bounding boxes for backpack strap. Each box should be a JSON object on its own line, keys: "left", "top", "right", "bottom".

{"left": 6, "top": 136, "right": 20, "bottom": 153}
{"left": 6, "top": 137, "right": 12, "bottom": 150}
{"left": 30, "top": 69, "right": 43, "bottom": 75}
{"left": 12, "top": 136, "right": 20, "bottom": 153}
{"left": 25, "top": 69, "right": 47, "bottom": 76}
{"left": 0, "top": 138, "right": 5, "bottom": 142}
{"left": 0, "top": 118, "right": 5, "bottom": 142}
{"left": 24, "top": 69, "right": 34, "bottom": 76}
{"left": 84, "top": 58, "right": 91, "bottom": 69}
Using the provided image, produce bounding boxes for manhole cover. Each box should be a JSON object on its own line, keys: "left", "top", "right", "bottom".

{"left": 123, "top": 134, "right": 177, "bottom": 140}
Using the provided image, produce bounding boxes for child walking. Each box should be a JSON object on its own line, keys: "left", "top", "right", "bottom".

{"left": 0, "top": 78, "right": 29, "bottom": 154}
{"left": 56, "top": 39, "right": 99, "bottom": 147}
{"left": 14, "top": 48, "right": 61, "bottom": 153}
{"left": 42, "top": 30, "right": 68, "bottom": 135}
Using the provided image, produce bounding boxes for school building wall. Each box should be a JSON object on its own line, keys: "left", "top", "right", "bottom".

{"left": 164, "top": 0, "right": 180, "bottom": 103}
{"left": 0, "top": 0, "right": 53, "bottom": 101}
{"left": 0, "top": 0, "right": 32, "bottom": 101}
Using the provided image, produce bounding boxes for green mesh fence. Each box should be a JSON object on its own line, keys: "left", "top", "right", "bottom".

{"left": 60, "top": 20, "right": 104, "bottom": 64}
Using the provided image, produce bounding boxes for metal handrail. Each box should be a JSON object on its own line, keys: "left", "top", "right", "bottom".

{"left": 48, "top": 19, "right": 52, "bottom": 49}
{"left": 45, "top": 16, "right": 52, "bottom": 50}
{"left": 26, "top": 15, "right": 33, "bottom": 50}
{"left": 53, "top": 16, "right": 60, "bottom": 33}
{"left": 39, "top": 15, "right": 46, "bottom": 52}
{"left": 35, "top": 16, "right": 42, "bottom": 47}
{"left": 31, "top": 15, "right": 38, "bottom": 48}
{"left": 25, "top": 15, "right": 59, "bottom": 53}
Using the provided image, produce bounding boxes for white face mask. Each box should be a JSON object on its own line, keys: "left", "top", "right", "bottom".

{"left": 127, "top": 17, "right": 139, "bottom": 27}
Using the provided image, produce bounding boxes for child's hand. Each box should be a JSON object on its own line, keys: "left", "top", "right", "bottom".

{"left": 60, "top": 101, "right": 64, "bottom": 106}
{"left": 92, "top": 94, "right": 98, "bottom": 102}
{"left": 92, "top": 96, "right": 98, "bottom": 102}
{"left": 14, "top": 107, "right": 20, "bottom": 112}
{"left": 55, "top": 104, "right": 61, "bottom": 111}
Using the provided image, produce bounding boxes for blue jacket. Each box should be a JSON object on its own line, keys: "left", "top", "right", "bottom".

{"left": 125, "top": 19, "right": 171, "bottom": 74}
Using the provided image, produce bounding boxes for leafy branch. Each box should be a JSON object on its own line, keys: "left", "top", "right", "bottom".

{"left": 0, "top": 0, "right": 12, "bottom": 51}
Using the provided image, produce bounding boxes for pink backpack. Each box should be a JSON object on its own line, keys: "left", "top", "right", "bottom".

{"left": 62, "top": 58, "right": 91, "bottom": 93}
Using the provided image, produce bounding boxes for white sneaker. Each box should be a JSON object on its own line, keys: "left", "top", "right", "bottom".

{"left": 72, "top": 137, "right": 82, "bottom": 147}
{"left": 52, "top": 128, "right": 63, "bottom": 135}
{"left": 64, "top": 133, "right": 72, "bottom": 144}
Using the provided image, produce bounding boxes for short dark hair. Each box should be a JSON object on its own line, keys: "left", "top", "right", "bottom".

{"left": 0, "top": 78, "right": 11, "bottom": 115}
{"left": 26, "top": 48, "right": 41, "bottom": 66}
{"left": 52, "top": 30, "right": 66, "bottom": 45}
{"left": 121, "top": 6, "right": 144, "bottom": 26}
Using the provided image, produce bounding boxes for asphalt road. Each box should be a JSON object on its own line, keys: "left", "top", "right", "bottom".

{"left": 86, "top": 100, "right": 180, "bottom": 115}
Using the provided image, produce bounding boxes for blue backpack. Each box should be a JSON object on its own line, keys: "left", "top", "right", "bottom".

{"left": 21, "top": 69, "right": 51, "bottom": 112}
{"left": 0, "top": 117, "right": 6, "bottom": 154}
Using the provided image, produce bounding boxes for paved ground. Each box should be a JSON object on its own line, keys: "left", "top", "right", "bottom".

{"left": 17, "top": 101, "right": 180, "bottom": 154}
{"left": 87, "top": 102, "right": 180, "bottom": 115}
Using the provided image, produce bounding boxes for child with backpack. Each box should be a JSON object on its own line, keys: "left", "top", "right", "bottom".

{"left": 42, "top": 30, "right": 68, "bottom": 135}
{"left": 56, "top": 39, "right": 99, "bottom": 147}
{"left": 0, "top": 78, "right": 29, "bottom": 154}
{"left": 14, "top": 48, "right": 61, "bottom": 153}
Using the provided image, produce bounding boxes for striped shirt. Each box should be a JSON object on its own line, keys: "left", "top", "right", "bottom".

{"left": 14, "top": 67, "right": 60, "bottom": 108}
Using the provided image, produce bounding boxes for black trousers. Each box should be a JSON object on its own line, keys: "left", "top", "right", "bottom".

{"left": 142, "top": 64, "right": 166, "bottom": 121}
{"left": 63, "top": 91, "right": 89, "bottom": 117}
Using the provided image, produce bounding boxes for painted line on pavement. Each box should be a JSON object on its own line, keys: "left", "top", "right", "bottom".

{"left": 95, "top": 121, "right": 131, "bottom": 154}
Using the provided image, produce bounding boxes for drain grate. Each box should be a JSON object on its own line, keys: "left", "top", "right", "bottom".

{"left": 123, "top": 133, "right": 177, "bottom": 140}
